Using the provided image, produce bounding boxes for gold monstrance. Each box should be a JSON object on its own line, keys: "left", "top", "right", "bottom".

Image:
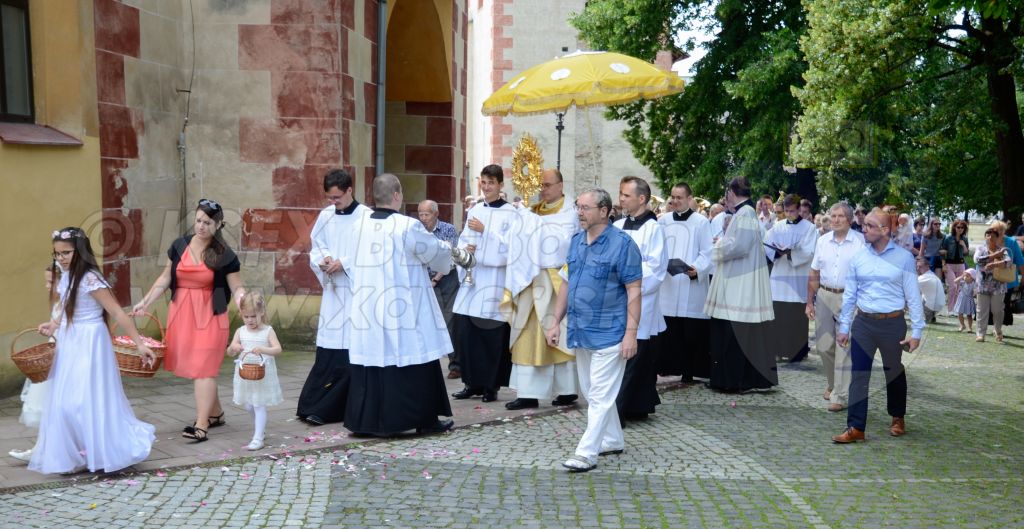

{"left": 511, "top": 134, "right": 544, "bottom": 207}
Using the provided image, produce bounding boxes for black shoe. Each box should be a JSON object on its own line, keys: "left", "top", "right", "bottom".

{"left": 481, "top": 389, "right": 498, "bottom": 402}
{"left": 305, "top": 415, "right": 325, "bottom": 426}
{"left": 451, "top": 386, "right": 483, "bottom": 399}
{"left": 505, "top": 398, "right": 538, "bottom": 410}
{"left": 416, "top": 418, "right": 455, "bottom": 435}
{"left": 551, "top": 394, "right": 578, "bottom": 407}
{"left": 621, "top": 412, "right": 649, "bottom": 421}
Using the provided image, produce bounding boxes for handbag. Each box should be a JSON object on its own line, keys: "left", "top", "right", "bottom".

{"left": 992, "top": 265, "right": 1015, "bottom": 283}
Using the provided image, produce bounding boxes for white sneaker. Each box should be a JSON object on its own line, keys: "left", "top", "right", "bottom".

{"left": 246, "top": 439, "right": 264, "bottom": 451}
{"left": 8, "top": 448, "right": 32, "bottom": 462}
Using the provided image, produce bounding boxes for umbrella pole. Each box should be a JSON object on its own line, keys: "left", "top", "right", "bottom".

{"left": 555, "top": 112, "right": 565, "bottom": 171}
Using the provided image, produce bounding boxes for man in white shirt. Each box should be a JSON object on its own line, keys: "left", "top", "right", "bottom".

{"left": 612, "top": 176, "right": 667, "bottom": 421}
{"left": 917, "top": 258, "right": 946, "bottom": 324}
{"left": 764, "top": 194, "right": 818, "bottom": 363}
{"left": 807, "top": 202, "right": 865, "bottom": 412}
{"left": 298, "top": 169, "right": 371, "bottom": 426}
{"left": 657, "top": 183, "right": 713, "bottom": 383}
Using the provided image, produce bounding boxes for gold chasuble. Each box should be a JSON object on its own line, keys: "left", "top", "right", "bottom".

{"left": 500, "top": 197, "right": 578, "bottom": 366}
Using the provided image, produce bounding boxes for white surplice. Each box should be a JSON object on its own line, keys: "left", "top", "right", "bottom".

{"left": 346, "top": 210, "right": 454, "bottom": 367}
{"left": 658, "top": 210, "right": 713, "bottom": 319}
{"left": 453, "top": 200, "right": 518, "bottom": 321}
{"left": 613, "top": 212, "right": 668, "bottom": 340}
{"left": 308, "top": 202, "right": 372, "bottom": 349}
{"left": 764, "top": 218, "right": 818, "bottom": 303}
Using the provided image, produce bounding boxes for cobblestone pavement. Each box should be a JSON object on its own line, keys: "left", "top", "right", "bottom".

{"left": 0, "top": 317, "right": 1022, "bottom": 528}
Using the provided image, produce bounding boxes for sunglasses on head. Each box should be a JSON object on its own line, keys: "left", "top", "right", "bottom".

{"left": 199, "top": 198, "right": 221, "bottom": 211}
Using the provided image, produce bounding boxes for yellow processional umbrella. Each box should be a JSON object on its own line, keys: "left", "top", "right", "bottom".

{"left": 482, "top": 50, "right": 685, "bottom": 170}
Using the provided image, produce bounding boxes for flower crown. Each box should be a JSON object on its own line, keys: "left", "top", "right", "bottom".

{"left": 51, "top": 229, "right": 82, "bottom": 240}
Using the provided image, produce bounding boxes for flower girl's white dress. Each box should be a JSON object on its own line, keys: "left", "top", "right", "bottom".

{"left": 29, "top": 271, "right": 155, "bottom": 474}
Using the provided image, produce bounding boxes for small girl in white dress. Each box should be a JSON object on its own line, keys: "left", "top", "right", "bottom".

{"left": 228, "top": 292, "right": 283, "bottom": 450}
{"left": 30, "top": 227, "right": 156, "bottom": 474}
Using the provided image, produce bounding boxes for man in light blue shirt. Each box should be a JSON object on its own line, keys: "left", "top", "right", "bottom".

{"left": 832, "top": 209, "right": 925, "bottom": 443}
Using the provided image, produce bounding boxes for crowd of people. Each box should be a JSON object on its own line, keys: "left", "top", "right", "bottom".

{"left": 10, "top": 166, "right": 1022, "bottom": 476}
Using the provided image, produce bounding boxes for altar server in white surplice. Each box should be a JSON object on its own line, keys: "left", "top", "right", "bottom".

{"left": 297, "top": 169, "right": 371, "bottom": 426}
{"left": 451, "top": 164, "right": 518, "bottom": 403}
{"left": 501, "top": 168, "right": 581, "bottom": 411}
{"left": 764, "top": 194, "right": 818, "bottom": 363}
{"left": 343, "top": 173, "right": 455, "bottom": 436}
{"left": 656, "top": 183, "right": 714, "bottom": 383}
{"left": 612, "top": 176, "right": 667, "bottom": 421}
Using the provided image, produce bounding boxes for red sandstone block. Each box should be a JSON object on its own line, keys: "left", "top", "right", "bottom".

{"left": 426, "top": 174, "right": 455, "bottom": 204}
{"left": 273, "top": 165, "right": 332, "bottom": 208}
{"left": 98, "top": 103, "right": 140, "bottom": 159}
{"left": 241, "top": 208, "right": 320, "bottom": 252}
{"left": 341, "top": 74, "right": 356, "bottom": 120}
{"left": 93, "top": 0, "right": 140, "bottom": 57}
{"left": 405, "top": 146, "right": 452, "bottom": 175}
{"left": 239, "top": 118, "right": 342, "bottom": 166}
{"left": 460, "top": 123, "right": 466, "bottom": 150}
{"left": 271, "top": 0, "right": 341, "bottom": 25}
{"left": 364, "top": 0, "right": 378, "bottom": 42}
{"left": 340, "top": 0, "right": 355, "bottom": 29}
{"left": 274, "top": 251, "right": 320, "bottom": 294}
{"left": 426, "top": 117, "right": 453, "bottom": 146}
{"left": 438, "top": 203, "right": 453, "bottom": 224}
{"left": 494, "top": 123, "right": 513, "bottom": 135}
{"left": 102, "top": 260, "right": 132, "bottom": 307}
{"left": 406, "top": 102, "right": 452, "bottom": 117}
{"left": 239, "top": 25, "right": 340, "bottom": 73}
{"left": 273, "top": 72, "right": 343, "bottom": 119}
{"left": 95, "top": 50, "right": 126, "bottom": 105}
{"left": 101, "top": 158, "right": 130, "bottom": 209}
{"left": 102, "top": 208, "right": 143, "bottom": 259}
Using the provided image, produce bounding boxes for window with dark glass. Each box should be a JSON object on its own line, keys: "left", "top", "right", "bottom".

{"left": 0, "top": 0, "right": 33, "bottom": 122}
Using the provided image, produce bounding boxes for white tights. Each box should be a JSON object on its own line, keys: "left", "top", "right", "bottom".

{"left": 245, "top": 404, "right": 267, "bottom": 442}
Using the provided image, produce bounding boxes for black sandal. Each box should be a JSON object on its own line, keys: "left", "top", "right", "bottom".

{"left": 183, "top": 427, "right": 208, "bottom": 443}
{"left": 208, "top": 412, "right": 226, "bottom": 428}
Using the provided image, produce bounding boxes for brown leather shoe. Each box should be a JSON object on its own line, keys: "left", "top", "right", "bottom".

{"left": 827, "top": 403, "right": 845, "bottom": 413}
{"left": 831, "top": 427, "right": 865, "bottom": 443}
{"left": 823, "top": 389, "right": 832, "bottom": 401}
{"left": 889, "top": 417, "right": 906, "bottom": 437}
{"left": 447, "top": 369, "right": 461, "bottom": 379}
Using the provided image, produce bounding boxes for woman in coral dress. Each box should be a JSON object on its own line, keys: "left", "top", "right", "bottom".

{"left": 134, "top": 199, "right": 245, "bottom": 442}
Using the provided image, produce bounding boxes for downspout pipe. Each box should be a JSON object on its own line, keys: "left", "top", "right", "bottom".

{"left": 375, "top": 0, "right": 387, "bottom": 176}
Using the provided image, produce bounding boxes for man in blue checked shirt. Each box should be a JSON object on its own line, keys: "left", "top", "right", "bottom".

{"left": 832, "top": 209, "right": 925, "bottom": 443}
{"left": 418, "top": 200, "right": 461, "bottom": 378}
{"left": 546, "top": 188, "right": 642, "bottom": 473}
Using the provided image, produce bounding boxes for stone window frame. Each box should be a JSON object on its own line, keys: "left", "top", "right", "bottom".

{"left": 0, "top": 0, "right": 34, "bottom": 123}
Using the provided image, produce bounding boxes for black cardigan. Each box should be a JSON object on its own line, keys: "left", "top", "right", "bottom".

{"left": 167, "top": 235, "right": 241, "bottom": 315}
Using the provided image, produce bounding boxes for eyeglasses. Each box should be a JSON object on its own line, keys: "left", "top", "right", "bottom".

{"left": 52, "top": 250, "right": 74, "bottom": 259}
{"left": 199, "top": 198, "right": 221, "bottom": 211}
{"left": 576, "top": 204, "right": 602, "bottom": 213}
{"left": 862, "top": 222, "right": 886, "bottom": 231}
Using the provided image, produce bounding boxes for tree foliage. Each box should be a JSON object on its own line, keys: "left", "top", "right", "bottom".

{"left": 571, "top": 0, "right": 810, "bottom": 203}
{"left": 573, "top": 0, "right": 1023, "bottom": 218}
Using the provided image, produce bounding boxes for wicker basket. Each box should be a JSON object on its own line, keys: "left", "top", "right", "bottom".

{"left": 10, "top": 328, "right": 55, "bottom": 383}
{"left": 111, "top": 311, "right": 166, "bottom": 378}
{"left": 238, "top": 352, "right": 266, "bottom": 381}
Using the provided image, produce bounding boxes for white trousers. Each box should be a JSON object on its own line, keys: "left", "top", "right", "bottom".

{"left": 574, "top": 343, "right": 627, "bottom": 460}
{"left": 814, "top": 289, "right": 851, "bottom": 405}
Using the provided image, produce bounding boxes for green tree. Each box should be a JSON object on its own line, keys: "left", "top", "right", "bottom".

{"left": 793, "top": 0, "right": 1023, "bottom": 219}
{"left": 572, "top": 0, "right": 817, "bottom": 204}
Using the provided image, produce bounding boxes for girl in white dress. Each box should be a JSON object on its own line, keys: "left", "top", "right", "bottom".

{"left": 30, "top": 227, "right": 156, "bottom": 475}
{"left": 8, "top": 268, "right": 57, "bottom": 463}
{"left": 228, "top": 292, "right": 283, "bottom": 450}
